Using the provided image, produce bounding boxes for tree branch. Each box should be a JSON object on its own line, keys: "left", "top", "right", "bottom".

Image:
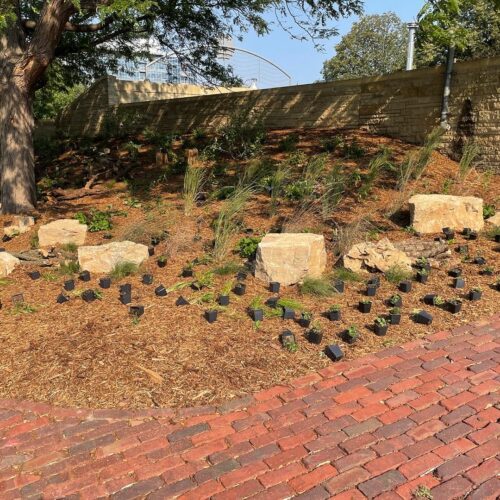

{"left": 22, "top": 14, "right": 117, "bottom": 32}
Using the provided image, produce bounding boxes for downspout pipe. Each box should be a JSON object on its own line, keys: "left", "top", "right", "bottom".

{"left": 406, "top": 23, "right": 418, "bottom": 71}
{"left": 440, "top": 45, "right": 456, "bottom": 128}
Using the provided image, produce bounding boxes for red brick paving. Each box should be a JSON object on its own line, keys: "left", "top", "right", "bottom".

{"left": 0, "top": 315, "right": 499, "bottom": 499}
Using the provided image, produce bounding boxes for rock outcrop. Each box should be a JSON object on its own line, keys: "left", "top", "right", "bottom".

{"left": 38, "top": 219, "right": 87, "bottom": 247}
{"left": 78, "top": 241, "right": 149, "bottom": 273}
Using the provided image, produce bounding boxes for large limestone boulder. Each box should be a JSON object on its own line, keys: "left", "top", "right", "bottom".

{"left": 485, "top": 212, "right": 500, "bottom": 226}
{"left": 408, "top": 195, "right": 484, "bottom": 234}
{"left": 38, "top": 219, "right": 87, "bottom": 247}
{"left": 255, "top": 233, "right": 327, "bottom": 286}
{"left": 344, "top": 238, "right": 412, "bottom": 274}
{"left": 3, "top": 216, "right": 35, "bottom": 237}
{"left": 78, "top": 241, "right": 149, "bottom": 273}
{"left": 0, "top": 252, "right": 20, "bottom": 277}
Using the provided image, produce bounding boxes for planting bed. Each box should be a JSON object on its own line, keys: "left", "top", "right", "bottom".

{"left": 0, "top": 129, "right": 498, "bottom": 409}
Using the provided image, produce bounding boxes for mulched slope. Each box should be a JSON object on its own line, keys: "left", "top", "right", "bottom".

{"left": 0, "top": 129, "right": 498, "bottom": 409}
{"left": 0, "top": 316, "right": 498, "bottom": 499}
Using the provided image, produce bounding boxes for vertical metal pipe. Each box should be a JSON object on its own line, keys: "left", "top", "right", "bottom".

{"left": 440, "top": 45, "right": 456, "bottom": 128}
{"left": 406, "top": 23, "right": 418, "bottom": 71}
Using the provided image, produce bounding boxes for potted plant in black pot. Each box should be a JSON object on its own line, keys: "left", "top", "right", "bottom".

{"left": 99, "top": 277, "right": 111, "bottom": 289}
{"left": 374, "top": 316, "right": 388, "bottom": 336}
{"left": 399, "top": 280, "right": 412, "bottom": 293}
{"left": 469, "top": 287, "right": 482, "bottom": 301}
{"left": 333, "top": 280, "right": 344, "bottom": 293}
{"left": 307, "top": 321, "right": 323, "bottom": 344}
{"left": 412, "top": 309, "right": 433, "bottom": 325}
{"left": 269, "top": 282, "right": 280, "bottom": 294}
{"left": 326, "top": 305, "right": 341, "bottom": 321}
{"left": 282, "top": 306, "right": 295, "bottom": 320}
{"left": 367, "top": 276, "right": 380, "bottom": 289}
{"left": 474, "top": 256, "right": 486, "bottom": 265}
{"left": 181, "top": 263, "right": 194, "bottom": 278}
{"left": 359, "top": 300, "right": 372, "bottom": 313}
{"left": 28, "top": 271, "right": 41, "bottom": 280}
{"left": 389, "top": 294, "right": 402, "bottom": 308}
{"left": 416, "top": 268, "right": 429, "bottom": 284}
{"left": 366, "top": 284, "right": 377, "bottom": 297}
{"left": 129, "top": 305, "right": 144, "bottom": 317}
{"left": 467, "top": 230, "right": 478, "bottom": 240}
{"left": 79, "top": 270, "right": 91, "bottom": 282}
{"left": 389, "top": 307, "right": 401, "bottom": 325}
{"left": 266, "top": 296, "right": 278, "bottom": 308}
{"left": 415, "top": 257, "right": 431, "bottom": 272}
{"left": 495, "top": 279, "right": 500, "bottom": 292}
{"left": 299, "top": 311, "right": 312, "bottom": 328}
{"left": 462, "top": 227, "right": 472, "bottom": 237}
{"left": 443, "top": 227, "right": 454, "bottom": 240}
{"left": 342, "top": 325, "right": 359, "bottom": 344}
{"left": 81, "top": 289, "right": 96, "bottom": 302}
{"left": 218, "top": 280, "right": 232, "bottom": 306}
{"left": 447, "top": 299, "right": 462, "bottom": 314}
{"left": 155, "top": 284, "right": 168, "bottom": 297}
{"left": 432, "top": 295, "right": 445, "bottom": 308}
{"left": 424, "top": 293, "right": 437, "bottom": 305}
{"left": 157, "top": 255, "right": 167, "bottom": 268}
{"left": 248, "top": 296, "right": 264, "bottom": 322}
{"left": 453, "top": 277, "right": 465, "bottom": 289}
{"left": 63, "top": 279, "right": 75, "bottom": 292}
{"left": 56, "top": 293, "right": 70, "bottom": 304}
{"left": 142, "top": 274, "right": 154, "bottom": 285}
{"left": 148, "top": 245, "right": 155, "bottom": 257}
{"left": 480, "top": 266, "right": 494, "bottom": 276}
{"left": 205, "top": 309, "right": 218, "bottom": 323}
{"left": 280, "top": 330, "right": 297, "bottom": 351}
{"left": 176, "top": 296, "right": 190, "bottom": 306}
{"left": 233, "top": 282, "right": 246, "bottom": 296}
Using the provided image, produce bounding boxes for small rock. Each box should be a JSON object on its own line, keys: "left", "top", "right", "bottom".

{"left": 0, "top": 252, "right": 20, "bottom": 277}
{"left": 38, "top": 219, "right": 87, "bottom": 247}
{"left": 485, "top": 212, "right": 500, "bottom": 226}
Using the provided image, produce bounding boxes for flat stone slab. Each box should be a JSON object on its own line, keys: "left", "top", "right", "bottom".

{"left": 38, "top": 219, "right": 87, "bottom": 247}
{"left": 0, "top": 252, "right": 20, "bottom": 277}
{"left": 255, "top": 233, "right": 326, "bottom": 286}
{"left": 408, "top": 194, "right": 484, "bottom": 234}
{"left": 78, "top": 240, "right": 149, "bottom": 273}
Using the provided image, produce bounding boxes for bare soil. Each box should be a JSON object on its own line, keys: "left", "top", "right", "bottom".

{"left": 0, "top": 129, "right": 498, "bottom": 409}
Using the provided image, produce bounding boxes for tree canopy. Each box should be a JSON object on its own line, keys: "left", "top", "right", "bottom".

{"left": 417, "top": 0, "right": 500, "bottom": 66}
{"left": 322, "top": 12, "right": 407, "bottom": 82}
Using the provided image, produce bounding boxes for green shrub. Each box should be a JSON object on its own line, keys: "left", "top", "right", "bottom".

{"left": 385, "top": 265, "right": 412, "bottom": 284}
{"left": 59, "top": 260, "right": 80, "bottom": 275}
{"left": 74, "top": 208, "right": 125, "bottom": 232}
{"left": 357, "top": 150, "right": 392, "bottom": 199}
{"left": 277, "top": 134, "right": 299, "bottom": 152}
{"left": 284, "top": 180, "right": 314, "bottom": 200}
{"left": 236, "top": 236, "right": 261, "bottom": 259}
{"left": 457, "top": 140, "right": 480, "bottom": 182}
{"left": 333, "top": 267, "right": 362, "bottom": 282}
{"left": 483, "top": 204, "right": 495, "bottom": 219}
{"left": 321, "top": 135, "right": 344, "bottom": 153}
{"left": 110, "top": 261, "right": 138, "bottom": 280}
{"left": 342, "top": 141, "right": 365, "bottom": 159}
{"left": 183, "top": 165, "right": 207, "bottom": 215}
{"left": 213, "top": 262, "right": 243, "bottom": 276}
{"left": 277, "top": 297, "right": 304, "bottom": 311}
{"left": 304, "top": 154, "right": 327, "bottom": 184}
{"left": 300, "top": 277, "right": 335, "bottom": 297}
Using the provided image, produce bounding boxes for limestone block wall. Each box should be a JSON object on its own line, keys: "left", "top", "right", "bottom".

{"left": 57, "top": 57, "right": 500, "bottom": 170}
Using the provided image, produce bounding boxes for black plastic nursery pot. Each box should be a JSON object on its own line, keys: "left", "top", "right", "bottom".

{"left": 56, "top": 293, "right": 69, "bottom": 304}
{"left": 474, "top": 257, "right": 486, "bottom": 265}
{"left": 416, "top": 261, "right": 431, "bottom": 272}
{"left": 359, "top": 301, "right": 372, "bottom": 313}
{"left": 280, "top": 330, "right": 295, "bottom": 347}
{"left": 447, "top": 301, "right": 462, "bottom": 314}
{"left": 366, "top": 285, "right": 377, "bottom": 297}
{"left": 11, "top": 293, "right": 24, "bottom": 304}
{"left": 63, "top": 279, "right": 75, "bottom": 291}
{"left": 325, "top": 344, "right": 344, "bottom": 362}
{"left": 367, "top": 277, "right": 380, "bottom": 288}
{"left": 129, "top": 305, "right": 144, "bottom": 317}
{"left": 424, "top": 294, "right": 437, "bottom": 305}
{"left": 2, "top": 235, "right": 11, "bottom": 242}
{"left": 467, "top": 231, "right": 478, "bottom": 240}
{"left": 265, "top": 297, "right": 278, "bottom": 308}
{"left": 469, "top": 290, "right": 482, "bottom": 301}
{"left": 218, "top": 295, "right": 230, "bottom": 306}
{"left": 414, "top": 310, "right": 433, "bottom": 325}
{"left": 249, "top": 309, "right": 264, "bottom": 322}
{"left": 155, "top": 285, "right": 168, "bottom": 297}
{"left": 205, "top": 310, "right": 218, "bottom": 323}
{"left": 399, "top": 281, "right": 412, "bottom": 293}
{"left": 342, "top": 331, "right": 357, "bottom": 344}
{"left": 148, "top": 246, "right": 155, "bottom": 257}
{"left": 389, "top": 295, "right": 402, "bottom": 307}
{"left": 234, "top": 283, "right": 246, "bottom": 296}
{"left": 453, "top": 277, "right": 465, "bottom": 289}
{"left": 456, "top": 245, "right": 469, "bottom": 254}
{"left": 142, "top": 274, "right": 154, "bottom": 285}
{"left": 151, "top": 236, "right": 161, "bottom": 246}
{"left": 480, "top": 269, "right": 493, "bottom": 276}
{"left": 298, "top": 314, "right": 311, "bottom": 328}
{"left": 81, "top": 290, "right": 95, "bottom": 302}
{"left": 374, "top": 324, "right": 388, "bottom": 336}
{"left": 119, "top": 284, "right": 131, "bottom": 294}
{"left": 308, "top": 328, "right": 323, "bottom": 345}
{"left": 495, "top": 234, "right": 500, "bottom": 243}
{"left": 28, "top": 271, "right": 41, "bottom": 280}
{"left": 327, "top": 310, "right": 341, "bottom": 321}
{"left": 157, "top": 259, "right": 167, "bottom": 268}
{"left": 416, "top": 272, "right": 428, "bottom": 284}
{"left": 462, "top": 227, "right": 472, "bottom": 236}
{"left": 99, "top": 277, "right": 111, "bottom": 289}
{"left": 496, "top": 282, "right": 500, "bottom": 292}
{"left": 120, "top": 292, "right": 132, "bottom": 305}
{"left": 448, "top": 268, "right": 462, "bottom": 278}
{"left": 333, "top": 280, "right": 345, "bottom": 293}
{"left": 79, "top": 271, "right": 91, "bottom": 282}
{"left": 389, "top": 313, "right": 401, "bottom": 325}
{"left": 269, "top": 282, "right": 280, "bottom": 293}
{"left": 176, "top": 296, "right": 189, "bottom": 306}
{"left": 237, "top": 271, "right": 248, "bottom": 281}
{"left": 282, "top": 307, "right": 295, "bottom": 320}
{"left": 0, "top": 247, "right": 4, "bottom": 252}
{"left": 182, "top": 268, "right": 194, "bottom": 278}
{"left": 443, "top": 228, "right": 455, "bottom": 240}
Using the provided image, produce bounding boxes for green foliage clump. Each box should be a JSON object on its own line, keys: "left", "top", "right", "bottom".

{"left": 236, "top": 237, "right": 262, "bottom": 259}
{"left": 483, "top": 204, "right": 496, "bottom": 219}
{"left": 59, "top": 260, "right": 80, "bottom": 275}
{"left": 321, "top": 135, "right": 344, "bottom": 153}
{"left": 213, "top": 262, "right": 243, "bottom": 276}
{"left": 300, "top": 277, "right": 335, "bottom": 297}
{"left": 333, "top": 267, "right": 362, "bottom": 282}
{"left": 110, "top": 261, "right": 139, "bottom": 280}
{"left": 277, "top": 297, "right": 305, "bottom": 311}
{"left": 74, "top": 208, "right": 125, "bottom": 232}
{"left": 277, "top": 134, "right": 299, "bottom": 152}
{"left": 385, "top": 265, "right": 412, "bottom": 284}
{"left": 284, "top": 180, "right": 314, "bottom": 201}
{"left": 183, "top": 165, "right": 207, "bottom": 215}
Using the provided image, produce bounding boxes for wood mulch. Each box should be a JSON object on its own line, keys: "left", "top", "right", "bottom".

{"left": 0, "top": 129, "right": 498, "bottom": 409}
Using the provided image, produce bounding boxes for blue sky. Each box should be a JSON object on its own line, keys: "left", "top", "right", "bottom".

{"left": 240, "top": 0, "right": 425, "bottom": 85}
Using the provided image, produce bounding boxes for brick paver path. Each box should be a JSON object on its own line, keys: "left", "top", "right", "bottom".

{"left": 0, "top": 316, "right": 499, "bottom": 499}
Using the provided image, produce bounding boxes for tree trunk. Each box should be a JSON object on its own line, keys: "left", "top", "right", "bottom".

{"left": 0, "top": 0, "right": 75, "bottom": 214}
